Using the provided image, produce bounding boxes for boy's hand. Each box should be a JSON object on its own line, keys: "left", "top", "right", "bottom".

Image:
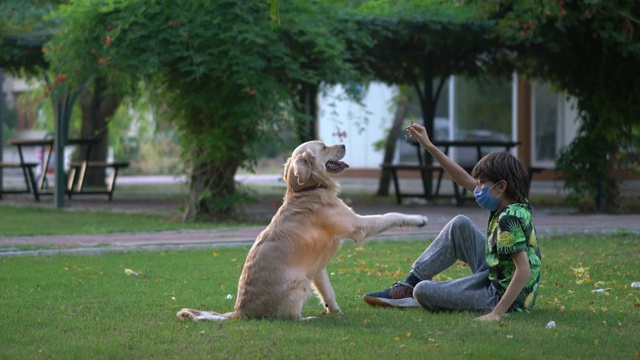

{"left": 406, "top": 123, "right": 432, "bottom": 147}
{"left": 475, "top": 312, "right": 502, "bottom": 321}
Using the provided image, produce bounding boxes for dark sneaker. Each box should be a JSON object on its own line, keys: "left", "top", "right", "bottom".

{"left": 362, "top": 282, "right": 419, "bottom": 308}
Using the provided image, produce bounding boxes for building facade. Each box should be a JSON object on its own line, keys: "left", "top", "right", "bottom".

{"left": 317, "top": 75, "right": 615, "bottom": 182}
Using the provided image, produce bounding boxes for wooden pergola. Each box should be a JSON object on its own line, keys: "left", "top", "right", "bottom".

{"left": 1, "top": 30, "right": 82, "bottom": 208}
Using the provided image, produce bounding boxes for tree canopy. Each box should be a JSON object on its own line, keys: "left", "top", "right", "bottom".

{"left": 4, "top": 0, "right": 638, "bottom": 216}
{"left": 0, "top": 0, "right": 60, "bottom": 74}
{"left": 473, "top": 0, "right": 640, "bottom": 211}
{"left": 43, "top": 0, "right": 368, "bottom": 219}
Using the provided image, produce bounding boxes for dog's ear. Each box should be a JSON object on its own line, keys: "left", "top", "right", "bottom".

{"left": 283, "top": 157, "right": 292, "bottom": 181}
{"left": 293, "top": 151, "right": 314, "bottom": 185}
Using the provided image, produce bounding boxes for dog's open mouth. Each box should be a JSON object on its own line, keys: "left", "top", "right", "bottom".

{"left": 326, "top": 160, "right": 349, "bottom": 173}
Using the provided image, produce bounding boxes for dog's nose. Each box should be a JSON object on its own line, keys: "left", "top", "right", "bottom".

{"left": 339, "top": 144, "right": 345, "bottom": 150}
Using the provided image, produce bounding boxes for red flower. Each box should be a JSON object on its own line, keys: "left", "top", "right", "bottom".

{"left": 54, "top": 74, "right": 67, "bottom": 83}
{"left": 167, "top": 21, "right": 174, "bottom": 27}
{"left": 106, "top": 24, "right": 112, "bottom": 30}
{"left": 105, "top": 35, "right": 112, "bottom": 46}
{"left": 245, "top": 87, "right": 256, "bottom": 96}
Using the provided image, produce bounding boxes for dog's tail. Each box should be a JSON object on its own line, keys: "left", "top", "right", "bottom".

{"left": 176, "top": 308, "right": 235, "bottom": 322}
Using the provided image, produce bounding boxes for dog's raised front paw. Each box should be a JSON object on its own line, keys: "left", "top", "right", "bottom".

{"left": 406, "top": 215, "right": 428, "bottom": 227}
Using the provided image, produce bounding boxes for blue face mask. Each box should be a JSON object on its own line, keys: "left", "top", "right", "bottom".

{"left": 474, "top": 182, "right": 502, "bottom": 211}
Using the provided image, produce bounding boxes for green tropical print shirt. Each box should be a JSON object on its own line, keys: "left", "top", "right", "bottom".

{"left": 486, "top": 203, "right": 542, "bottom": 312}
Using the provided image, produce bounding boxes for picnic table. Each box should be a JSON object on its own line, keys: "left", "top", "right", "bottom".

{"left": 0, "top": 137, "right": 129, "bottom": 201}
{"left": 382, "top": 140, "right": 521, "bottom": 206}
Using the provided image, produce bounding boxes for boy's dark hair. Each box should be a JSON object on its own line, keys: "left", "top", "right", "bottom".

{"left": 471, "top": 151, "right": 530, "bottom": 203}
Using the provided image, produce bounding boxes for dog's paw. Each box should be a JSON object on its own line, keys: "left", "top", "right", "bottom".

{"left": 321, "top": 308, "right": 343, "bottom": 316}
{"left": 177, "top": 309, "right": 229, "bottom": 322}
{"left": 406, "top": 215, "right": 428, "bottom": 227}
{"left": 176, "top": 309, "right": 198, "bottom": 322}
{"left": 322, "top": 303, "right": 342, "bottom": 316}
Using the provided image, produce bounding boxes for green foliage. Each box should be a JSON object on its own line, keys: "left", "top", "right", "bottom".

{"left": 42, "top": 0, "right": 366, "bottom": 218}
{"left": 354, "top": 1, "right": 494, "bottom": 85}
{"left": 556, "top": 125, "right": 609, "bottom": 205}
{"left": 469, "top": 0, "right": 640, "bottom": 211}
{"left": 0, "top": 0, "right": 63, "bottom": 75}
{"left": 357, "top": 0, "right": 482, "bottom": 22}
{"left": 1, "top": 99, "right": 18, "bottom": 143}
{"left": 1, "top": 235, "right": 639, "bottom": 358}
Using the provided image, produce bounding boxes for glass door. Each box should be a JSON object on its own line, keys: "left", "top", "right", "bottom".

{"left": 531, "top": 82, "right": 564, "bottom": 167}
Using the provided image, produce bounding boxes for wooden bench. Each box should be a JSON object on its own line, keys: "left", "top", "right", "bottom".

{"left": 381, "top": 163, "right": 474, "bottom": 206}
{"left": 66, "top": 161, "right": 130, "bottom": 201}
{"left": 0, "top": 162, "right": 41, "bottom": 201}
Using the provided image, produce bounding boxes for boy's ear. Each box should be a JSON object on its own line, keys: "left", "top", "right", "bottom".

{"left": 498, "top": 179, "right": 508, "bottom": 193}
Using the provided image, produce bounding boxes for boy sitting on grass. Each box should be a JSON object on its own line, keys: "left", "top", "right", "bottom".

{"left": 363, "top": 123, "right": 541, "bottom": 321}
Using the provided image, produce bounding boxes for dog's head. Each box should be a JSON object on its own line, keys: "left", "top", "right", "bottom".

{"left": 283, "top": 141, "right": 349, "bottom": 192}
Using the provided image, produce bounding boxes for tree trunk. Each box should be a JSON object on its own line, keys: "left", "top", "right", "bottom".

{"left": 376, "top": 90, "right": 411, "bottom": 196}
{"left": 603, "top": 149, "right": 621, "bottom": 213}
{"left": 295, "top": 82, "right": 318, "bottom": 143}
{"left": 78, "top": 77, "right": 119, "bottom": 187}
{"left": 183, "top": 156, "right": 240, "bottom": 221}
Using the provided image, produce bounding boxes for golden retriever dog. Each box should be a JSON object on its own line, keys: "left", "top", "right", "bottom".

{"left": 177, "top": 140, "right": 428, "bottom": 322}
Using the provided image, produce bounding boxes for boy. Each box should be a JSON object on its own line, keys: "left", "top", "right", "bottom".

{"left": 363, "top": 123, "right": 541, "bottom": 321}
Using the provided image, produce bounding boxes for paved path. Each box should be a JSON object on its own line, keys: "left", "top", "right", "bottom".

{"left": 1, "top": 175, "right": 639, "bottom": 256}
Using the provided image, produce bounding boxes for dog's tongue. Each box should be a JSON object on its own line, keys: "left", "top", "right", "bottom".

{"left": 326, "top": 160, "right": 349, "bottom": 172}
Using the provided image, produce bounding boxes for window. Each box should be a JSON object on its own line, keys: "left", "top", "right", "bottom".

{"left": 451, "top": 76, "right": 515, "bottom": 166}
{"left": 531, "top": 82, "right": 562, "bottom": 166}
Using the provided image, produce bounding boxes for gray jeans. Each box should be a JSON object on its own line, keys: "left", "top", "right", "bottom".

{"left": 411, "top": 215, "right": 501, "bottom": 312}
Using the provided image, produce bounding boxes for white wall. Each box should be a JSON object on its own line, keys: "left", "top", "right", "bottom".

{"left": 319, "top": 79, "right": 580, "bottom": 170}
{"left": 318, "top": 83, "right": 395, "bottom": 168}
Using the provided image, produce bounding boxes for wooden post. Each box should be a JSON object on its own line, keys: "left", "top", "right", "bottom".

{"left": 54, "top": 99, "right": 66, "bottom": 208}
{"left": 0, "top": 68, "right": 4, "bottom": 193}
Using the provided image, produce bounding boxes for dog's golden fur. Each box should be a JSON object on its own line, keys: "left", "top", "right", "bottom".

{"left": 177, "top": 140, "right": 428, "bottom": 321}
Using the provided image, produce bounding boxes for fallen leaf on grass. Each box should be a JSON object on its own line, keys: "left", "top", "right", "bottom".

{"left": 124, "top": 268, "right": 140, "bottom": 276}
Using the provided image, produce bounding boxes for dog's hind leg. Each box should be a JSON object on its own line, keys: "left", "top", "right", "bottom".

{"left": 176, "top": 308, "right": 233, "bottom": 322}
{"left": 274, "top": 278, "right": 313, "bottom": 320}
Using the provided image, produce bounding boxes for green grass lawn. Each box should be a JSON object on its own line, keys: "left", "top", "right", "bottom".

{"left": 0, "top": 205, "right": 250, "bottom": 237}
{"left": 1, "top": 235, "right": 639, "bottom": 359}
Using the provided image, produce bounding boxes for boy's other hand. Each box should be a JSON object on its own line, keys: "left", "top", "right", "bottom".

{"left": 475, "top": 312, "right": 502, "bottom": 321}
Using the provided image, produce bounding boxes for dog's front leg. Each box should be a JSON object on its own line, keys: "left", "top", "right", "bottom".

{"left": 349, "top": 213, "right": 428, "bottom": 243}
{"left": 312, "top": 268, "right": 342, "bottom": 315}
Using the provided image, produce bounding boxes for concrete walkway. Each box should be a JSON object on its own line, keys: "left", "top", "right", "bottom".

{"left": 1, "top": 175, "right": 639, "bottom": 256}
